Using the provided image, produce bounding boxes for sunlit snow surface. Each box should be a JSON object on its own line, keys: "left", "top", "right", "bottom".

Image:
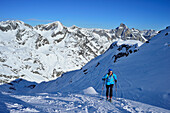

{"left": 0, "top": 92, "right": 170, "bottom": 113}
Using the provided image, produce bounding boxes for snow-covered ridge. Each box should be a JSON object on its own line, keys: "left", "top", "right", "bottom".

{"left": 0, "top": 20, "right": 157, "bottom": 84}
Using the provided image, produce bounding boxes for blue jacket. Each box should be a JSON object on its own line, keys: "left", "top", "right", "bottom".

{"left": 102, "top": 73, "right": 117, "bottom": 85}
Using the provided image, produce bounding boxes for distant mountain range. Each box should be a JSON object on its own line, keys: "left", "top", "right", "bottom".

{"left": 0, "top": 20, "right": 157, "bottom": 84}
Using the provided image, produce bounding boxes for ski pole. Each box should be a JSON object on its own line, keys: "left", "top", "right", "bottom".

{"left": 115, "top": 82, "right": 117, "bottom": 100}
{"left": 101, "top": 81, "right": 105, "bottom": 97}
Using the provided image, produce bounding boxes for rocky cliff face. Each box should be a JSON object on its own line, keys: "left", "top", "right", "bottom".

{"left": 0, "top": 20, "right": 157, "bottom": 84}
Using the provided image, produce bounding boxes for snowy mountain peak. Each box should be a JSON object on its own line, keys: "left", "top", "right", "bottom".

{"left": 1, "top": 20, "right": 24, "bottom": 25}
{"left": 45, "top": 21, "right": 63, "bottom": 28}
{"left": 119, "top": 23, "right": 128, "bottom": 29}
{"left": 69, "top": 25, "right": 80, "bottom": 29}
{"left": 0, "top": 20, "right": 33, "bottom": 32}
{"left": 34, "top": 21, "right": 64, "bottom": 31}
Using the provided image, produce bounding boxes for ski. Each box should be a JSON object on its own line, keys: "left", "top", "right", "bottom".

{"left": 100, "top": 98, "right": 104, "bottom": 100}
{"left": 108, "top": 99, "right": 112, "bottom": 103}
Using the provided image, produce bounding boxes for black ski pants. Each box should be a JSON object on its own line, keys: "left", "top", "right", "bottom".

{"left": 106, "top": 84, "right": 114, "bottom": 98}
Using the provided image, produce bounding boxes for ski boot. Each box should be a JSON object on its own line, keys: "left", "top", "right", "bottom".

{"left": 106, "top": 96, "right": 109, "bottom": 101}
{"left": 109, "top": 97, "right": 112, "bottom": 102}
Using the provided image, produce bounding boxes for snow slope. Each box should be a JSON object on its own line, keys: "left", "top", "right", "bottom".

{"left": 0, "top": 26, "right": 169, "bottom": 112}
{"left": 25, "top": 26, "right": 170, "bottom": 110}
{"left": 0, "top": 92, "right": 170, "bottom": 113}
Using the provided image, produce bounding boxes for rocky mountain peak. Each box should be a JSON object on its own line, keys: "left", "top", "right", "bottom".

{"left": 5, "top": 20, "right": 24, "bottom": 24}
{"left": 0, "top": 20, "right": 32, "bottom": 31}
{"left": 34, "top": 21, "right": 64, "bottom": 31}
{"left": 70, "top": 25, "right": 79, "bottom": 30}
{"left": 119, "top": 23, "right": 127, "bottom": 29}
{"left": 47, "top": 21, "right": 63, "bottom": 27}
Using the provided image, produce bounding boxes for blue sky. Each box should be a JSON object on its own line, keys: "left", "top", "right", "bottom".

{"left": 0, "top": 0, "right": 170, "bottom": 30}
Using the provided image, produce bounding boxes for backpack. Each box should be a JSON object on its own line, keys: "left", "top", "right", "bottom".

{"left": 106, "top": 74, "right": 115, "bottom": 81}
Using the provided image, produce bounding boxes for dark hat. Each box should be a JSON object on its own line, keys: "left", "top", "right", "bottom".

{"left": 108, "top": 69, "right": 112, "bottom": 72}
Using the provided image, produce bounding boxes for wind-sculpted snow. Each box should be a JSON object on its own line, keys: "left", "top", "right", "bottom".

{"left": 0, "top": 20, "right": 157, "bottom": 84}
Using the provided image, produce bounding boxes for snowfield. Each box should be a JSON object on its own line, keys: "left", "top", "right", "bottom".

{"left": 0, "top": 22, "right": 169, "bottom": 112}
{"left": 1, "top": 92, "right": 170, "bottom": 113}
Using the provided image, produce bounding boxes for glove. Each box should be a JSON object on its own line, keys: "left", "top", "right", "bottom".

{"left": 115, "top": 80, "right": 117, "bottom": 83}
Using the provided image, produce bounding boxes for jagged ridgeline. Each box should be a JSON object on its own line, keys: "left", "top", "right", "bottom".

{"left": 0, "top": 20, "right": 157, "bottom": 84}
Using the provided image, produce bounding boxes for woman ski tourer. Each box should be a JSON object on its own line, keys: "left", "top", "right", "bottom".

{"left": 102, "top": 69, "right": 117, "bottom": 102}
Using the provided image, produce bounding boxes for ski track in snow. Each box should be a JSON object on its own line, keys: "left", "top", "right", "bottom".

{"left": 0, "top": 92, "right": 170, "bottom": 113}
